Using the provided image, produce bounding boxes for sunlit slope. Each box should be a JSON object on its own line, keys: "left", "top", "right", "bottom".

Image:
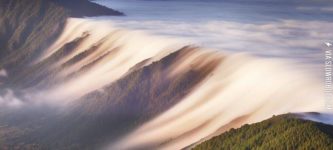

{"left": 194, "top": 114, "right": 333, "bottom": 150}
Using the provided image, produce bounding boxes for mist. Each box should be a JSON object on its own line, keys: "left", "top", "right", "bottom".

{"left": 0, "top": 89, "right": 23, "bottom": 108}
{"left": 0, "top": 69, "right": 7, "bottom": 77}
{"left": 93, "top": 0, "right": 333, "bottom": 73}
{"left": 0, "top": 0, "right": 332, "bottom": 149}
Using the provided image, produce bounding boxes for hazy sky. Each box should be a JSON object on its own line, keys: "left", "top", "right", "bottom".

{"left": 95, "top": 0, "right": 333, "bottom": 22}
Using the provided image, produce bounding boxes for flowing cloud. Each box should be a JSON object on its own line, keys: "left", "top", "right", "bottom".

{"left": 93, "top": 0, "right": 333, "bottom": 74}
{"left": 110, "top": 53, "right": 325, "bottom": 150}
{"left": 0, "top": 89, "right": 23, "bottom": 108}
{"left": 105, "top": 19, "right": 333, "bottom": 70}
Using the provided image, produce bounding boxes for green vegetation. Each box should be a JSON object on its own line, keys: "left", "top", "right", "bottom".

{"left": 194, "top": 114, "right": 333, "bottom": 150}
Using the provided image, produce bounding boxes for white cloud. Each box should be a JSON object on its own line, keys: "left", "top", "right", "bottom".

{"left": 321, "top": 7, "right": 333, "bottom": 13}
{"left": 0, "top": 69, "right": 7, "bottom": 77}
{"left": 106, "top": 19, "right": 333, "bottom": 70}
{"left": 297, "top": 6, "right": 333, "bottom": 13}
{"left": 300, "top": 112, "right": 333, "bottom": 125}
{"left": 0, "top": 89, "right": 23, "bottom": 108}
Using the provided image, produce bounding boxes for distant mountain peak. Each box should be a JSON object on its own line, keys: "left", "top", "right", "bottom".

{"left": 52, "top": 0, "right": 124, "bottom": 17}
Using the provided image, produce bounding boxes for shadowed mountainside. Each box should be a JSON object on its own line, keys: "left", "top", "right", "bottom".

{"left": 0, "top": 47, "right": 221, "bottom": 149}
{"left": 0, "top": 0, "right": 331, "bottom": 150}
{"left": 0, "top": 0, "right": 123, "bottom": 73}
{"left": 0, "top": 0, "right": 68, "bottom": 71}
{"left": 53, "top": 0, "right": 124, "bottom": 17}
{"left": 194, "top": 114, "right": 333, "bottom": 150}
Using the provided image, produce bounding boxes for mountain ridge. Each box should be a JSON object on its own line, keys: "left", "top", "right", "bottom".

{"left": 0, "top": 0, "right": 123, "bottom": 75}
{"left": 0, "top": 1, "right": 330, "bottom": 150}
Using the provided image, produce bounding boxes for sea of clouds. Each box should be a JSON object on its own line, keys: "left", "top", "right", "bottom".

{"left": 93, "top": 0, "right": 333, "bottom": 73}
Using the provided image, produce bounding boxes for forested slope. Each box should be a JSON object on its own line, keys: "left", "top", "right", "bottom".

{"left": 194, "top": 114, "right": 333, "bottom": 150}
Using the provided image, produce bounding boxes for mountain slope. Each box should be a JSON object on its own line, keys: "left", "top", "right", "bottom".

{"left": 0, "top": 0, "right": 329, "bottom": 150}
{"left": 0, "top": 0, "right": 68, "bottom": 70}
{"left": 193, "top": 114, "right": 333, "bottom": 150}
{"left": 53, "top": 0, "right": 124, "bottom": 17}
{"left": 0, "top": 0, "right": 123, "bottom": 73}
{"left": 0, "top": 46, "right": 221, "bottom": 149}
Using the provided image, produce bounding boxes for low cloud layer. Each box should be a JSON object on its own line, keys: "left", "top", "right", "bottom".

{"left": 297, "top": 6, "right": 333, "bottom": 13}
{"left": 94, "top": 0, "right": 333, "bottom": 73}
{"left": 299, "top": 112, "right": 333, "bottom": 125}
{"left": 106, "top": 19, "right": 333, "bottom": 70}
